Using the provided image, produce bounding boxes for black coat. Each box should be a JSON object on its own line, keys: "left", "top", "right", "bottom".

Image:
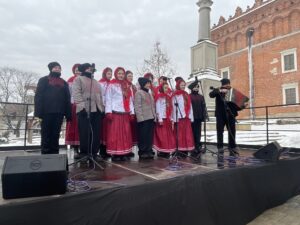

{"left": 190, "top": 92, "right": 206, "bottom": 121}
{"left": 34, "top": 75, "right": 71, "bottom": 120}
{"left": 209, "top": 88, "right": 238, "bottom": 119}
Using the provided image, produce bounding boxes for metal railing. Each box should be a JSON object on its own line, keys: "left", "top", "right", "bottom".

{"left": 0, "top": 101, "right": 299, "bottom": 150}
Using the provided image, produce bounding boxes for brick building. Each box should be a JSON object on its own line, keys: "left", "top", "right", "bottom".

{"left": 211, "top": 0, "right": 300, "bottom": 118}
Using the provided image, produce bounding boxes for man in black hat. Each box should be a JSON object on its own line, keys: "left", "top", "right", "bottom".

{"left": 34, "top": 62, "right": 71, "bottom": 154}
{"left": 188, "top": 80, "right": 206, "bottom": 157}
{"left": 209, "top": 78, "right": 238, "bottom": 156}
{"left": 72, "top": 63, "right": 104, "bottom": 161}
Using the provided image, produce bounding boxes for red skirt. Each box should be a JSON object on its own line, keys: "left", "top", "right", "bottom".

{"left": 175, "top": 118, "right": 195, "bottom": 151}
{"left": 131, "top": 118, "right": 138, "bottom": 146}
{"left": 65, "top": 104, "right": 80, "bottom": 145}
{"left": 153, "top": 119, "right": 176, "bottom": 153}
{"left": 106, "top": 113, "right": 133, "bottom": 155}
{"left": 100, "top": 116, "right": 108, "bottom": 145}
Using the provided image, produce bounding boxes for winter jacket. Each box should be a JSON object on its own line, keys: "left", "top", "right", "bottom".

{"left": 34, "top": 75, "right": 71, "bottom": 120}
{"left": 209, "top": 88, "right": 238, "bottom": 119}
{"left": 72, "top": 75, "right": 104, "bottom": 114}
{"left": 134, "top": 89, "right": 156, "bottom": 123}
{"left": 190, "top": 92, "right": 206, "bottom": 121}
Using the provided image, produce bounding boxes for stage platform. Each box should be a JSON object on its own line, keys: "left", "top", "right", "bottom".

{"left": 0, "top": 146, "right": 299, "bottom": 225}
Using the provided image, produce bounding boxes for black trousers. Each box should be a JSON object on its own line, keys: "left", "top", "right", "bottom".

{"left": 216, "top": 114, "right": 236, "bottom": 149}
{"left": 77, "top": 110, "right": 101, "bottom": 155}
{"left": 41, "top": 114, "right": 64, "bottom": 154}
{"left": 137, "top": 119, "right": 154, "bottom": 155}
{"left": 192, "top": 119, "right": 202, "bottom": 151}
{"left": 99, "top": 113, "right": 107, "bottom": 156}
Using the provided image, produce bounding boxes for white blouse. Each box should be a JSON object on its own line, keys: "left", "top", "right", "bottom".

{"left": 156, "top": 97, "right": 172, "bottom": 122}
{"left": 171, "top": 94, "right": 194, "bottom": 122}
{"left": 105, "top": 83, "right": 134, "bottom": 114}
{"left": 99, "top": 81, "right": 109, "bottom": 107}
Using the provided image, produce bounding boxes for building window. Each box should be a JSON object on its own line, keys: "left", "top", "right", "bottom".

{"left": 220, "top": 67, "right": 230, "bottom": 79}
{"left": 282, "top": 83, "right": 299, "bottom": 105}
{"left": 281, "top": 49, "right": 297, "bottom": 73}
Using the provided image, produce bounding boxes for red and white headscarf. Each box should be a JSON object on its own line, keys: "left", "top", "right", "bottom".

{"left": 110, "top": 67, "right": 132, "bottom": 112}
{"left": 67, "top": 63, "right": 80, "bottom": 83}
{"left": 173, "top": 79, "right": 191, "bottom": 117}
{"left": 99, "top": 67, "right": 112, "bottom": 83}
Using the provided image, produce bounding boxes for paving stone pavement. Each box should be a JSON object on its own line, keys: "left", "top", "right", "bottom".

{"left": 248, "top": 195, "right": 300, "bottom": 225}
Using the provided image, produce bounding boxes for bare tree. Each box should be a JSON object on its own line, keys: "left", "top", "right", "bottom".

{"left": 137, "top": 41, "right": 177, "bottom": 82}
{"left": 0, "top": 67, "right": 39, "bottom": 138}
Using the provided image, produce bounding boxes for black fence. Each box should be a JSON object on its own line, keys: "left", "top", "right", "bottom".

{"left": 0, "top": 102, "right": 299, "bottom": 150}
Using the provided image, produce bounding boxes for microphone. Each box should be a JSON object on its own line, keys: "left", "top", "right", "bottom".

{"left": 91, "top": 63, "right": 97, "bottom": 74}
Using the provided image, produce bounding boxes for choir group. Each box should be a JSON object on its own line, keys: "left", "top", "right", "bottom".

{"left": 34, "top": 61, "right": 239, "bottom": 163}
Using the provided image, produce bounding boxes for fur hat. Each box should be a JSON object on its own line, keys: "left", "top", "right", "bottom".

{"left": 78, "top": 63, "right": 93, "bottom": 73}
{"left": 188, "top": 81, "right": 199, "bottom": 90}
{"left": 48, "top": 62, "right": 61, "bottom": 71}
{"left": 138, "top": 77, "right": 151, "bottom": 88}
{"left": 221, "top": 78, "right": 230, "bottom": 86}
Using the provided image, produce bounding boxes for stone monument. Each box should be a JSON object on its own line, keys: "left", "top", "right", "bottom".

{"left": 189, "top": 0, "right": 221, "bottom": 112}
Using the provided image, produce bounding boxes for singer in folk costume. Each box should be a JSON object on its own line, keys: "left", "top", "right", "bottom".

{"left": 126, "top": 70, "right": 138, "bottom": 155}
{"left": 72, "top": 63, "right": 104, "bottom": 162}
{"left": 105, "top": 67, "right": 135, "bottom": 162}
{"left": 172, "top": 79, "right": 195, "bottom": 156}
{"left": 153, "top": 83, "right": 176, "bottom": 158}
{"left": 154, "top": 76, "right": 172, "bottom": 97}
{"left": 65, "top": 63, "right": 81, "bottom": 158}
{"left": 98, "top": 67, "right": 112, "bottom": 159}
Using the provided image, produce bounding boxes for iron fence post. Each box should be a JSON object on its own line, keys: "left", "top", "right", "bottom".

{"left": 24, "top": 104, "right": 29, "bottom": 148}
{"left": 266, "top": 106, "right": 269, "bottom": 144}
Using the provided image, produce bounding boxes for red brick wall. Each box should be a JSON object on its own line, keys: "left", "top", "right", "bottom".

{"left": 211, "top": 0, "right": 300, "bottom": 118}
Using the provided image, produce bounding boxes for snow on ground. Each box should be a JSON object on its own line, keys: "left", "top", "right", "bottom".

{"left": 203, "top": 122, "right": 300, "bottom": 148}
{"left": 0, "top": 121, "right": 299, "bottom": 148}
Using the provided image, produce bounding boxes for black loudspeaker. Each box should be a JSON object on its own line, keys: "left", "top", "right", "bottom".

{"left": 253, "top": 141, "right": 282, "bottom": 162}
{"left": 1, "top": 154, "right": 68, "bottom": 199}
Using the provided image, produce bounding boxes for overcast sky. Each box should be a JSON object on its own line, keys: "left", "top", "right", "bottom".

{"left": 0, "top": 0, "right": 254, "bottom": 80}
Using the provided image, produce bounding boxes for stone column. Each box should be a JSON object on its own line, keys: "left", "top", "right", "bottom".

{"left": 197, "top": 0, "right": 213, "bottom": 42}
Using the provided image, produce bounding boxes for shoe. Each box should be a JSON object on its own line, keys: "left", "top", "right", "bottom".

{"left": 229, "top": 148, "right": 239, "bottom": 157}
{"left": 157, "top": 152, "right": 170, "bottom": 159}
{"left": 139, "top": 152, "right": 154, "bottom": 160}
{"left": 74, "top": 152, "right": 81, "bottom": 160}
{"left": 178, "top": 151, "right": 188, "bottom": 159}
{"left": 126, "top": 152, "right": 135, "bottom": 158}
{"left": 191, "top": 149, "right": 202, "bottom": 158}
{"left": 100, "top": 152, "right": 111, "bottom": 160}
{"left": 111, "top": 155, "right": 126, "bottom": 162}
